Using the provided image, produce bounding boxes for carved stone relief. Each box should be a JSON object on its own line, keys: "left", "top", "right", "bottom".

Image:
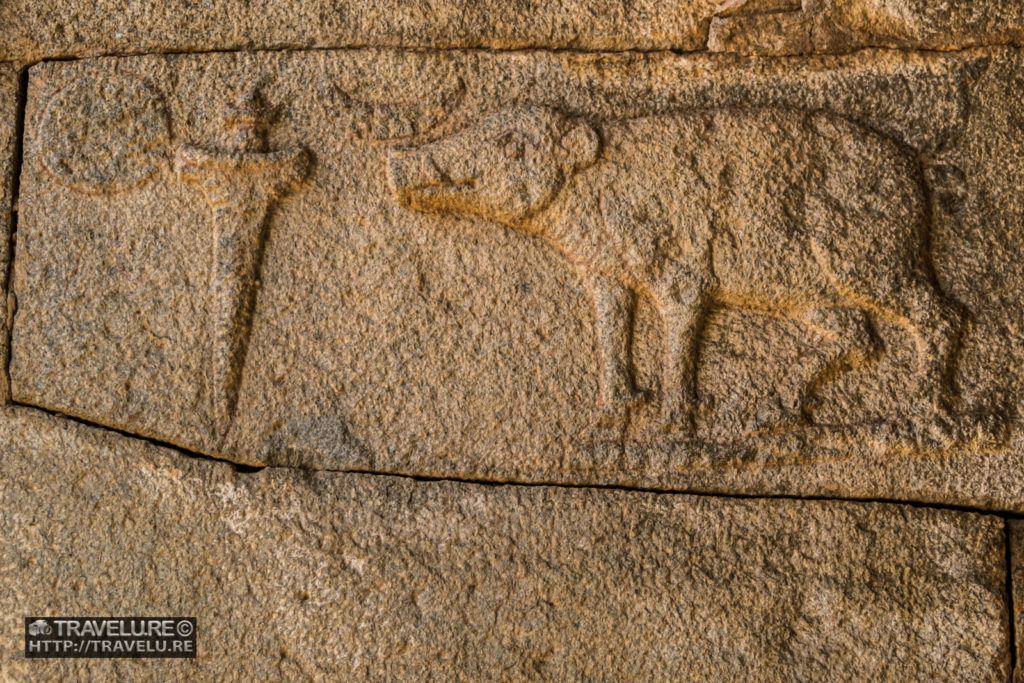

{"left": 38, "top": 73, "right": 170, "bottom": 195}
{"left": 386, "top": 106, "right": 969, "bottom": 445}
{"left": 175, "top": 88, "right": 311, "bottom": 442}
{"left": 11, "top": 48, "right": 1024, "bottom": 508}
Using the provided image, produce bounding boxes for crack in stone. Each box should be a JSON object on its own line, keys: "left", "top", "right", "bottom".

{"left": 1005, "top": 520, "right": 1018, "bottom": 677}
{"left": 11, "top": 399, "right": 1024, "bottom": 522}
{"left": 5, "top": 39, "right": 1024, "bottom": 73}
{"left": 2, "top": 66, "right": 26, "bottom": 405}
{"left": 3, "top": 38, "right": 1024, "bottom": 679}
{"left": 10, "top": 401, "right": 265, "bottom": 473}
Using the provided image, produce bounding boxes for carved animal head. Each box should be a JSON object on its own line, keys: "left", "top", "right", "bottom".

{"left": 387, "top": 106, "right": 599, "bottom": 226}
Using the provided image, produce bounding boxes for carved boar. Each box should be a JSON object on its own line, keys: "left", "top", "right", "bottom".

{"left": 387, "top": 106, "right": 964, "bottom": 434}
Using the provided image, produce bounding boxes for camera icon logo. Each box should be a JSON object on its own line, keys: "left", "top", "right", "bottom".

{"left": 27, "top": 619, "right": 52, "bottom": 636}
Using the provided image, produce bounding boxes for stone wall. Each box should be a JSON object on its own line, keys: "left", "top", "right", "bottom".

{"left": 2, "top": 1, "right": 1023, "bottom": 679}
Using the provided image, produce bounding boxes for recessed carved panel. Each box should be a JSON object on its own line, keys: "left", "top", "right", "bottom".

{"left": 12, "top": 48, "right": 1024, "bottom": 509}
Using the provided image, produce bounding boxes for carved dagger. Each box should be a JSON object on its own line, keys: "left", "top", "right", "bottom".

{"left": 175, "top": 88, "right": 311, "bottom": 446}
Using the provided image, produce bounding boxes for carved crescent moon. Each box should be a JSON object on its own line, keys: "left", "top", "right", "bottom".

{"left": 329, "top": 76, "right": 465, "bottom": 142}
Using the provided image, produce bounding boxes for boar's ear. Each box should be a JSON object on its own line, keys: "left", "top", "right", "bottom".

{"left": 559, "top": 120, "right": 599, "bottom": 173}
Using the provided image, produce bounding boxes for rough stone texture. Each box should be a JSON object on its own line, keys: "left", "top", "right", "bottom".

{"left": 0, "top": 65, "right": 16, "bottom": 406}
{"left": 2, "top": 0, "right": 1023, "bottom": 64}
{"left": 0, "top": 0, "right": 724, "bottom": 64}
{"left": 13, "top": 48, "right": 1024, "bottom": 510}
{"left": 0, "top": 406, "right": 1010, "bottom": 679}
{"left": 709, "top": 0, "right": 1024, "bottom": 55}
{"left": 1011, "top": 521, "right": 1024, "bottom": 682}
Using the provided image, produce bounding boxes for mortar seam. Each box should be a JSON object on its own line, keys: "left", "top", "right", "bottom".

{"left": 3, "top": 66, "right": 28, "bottom": 404}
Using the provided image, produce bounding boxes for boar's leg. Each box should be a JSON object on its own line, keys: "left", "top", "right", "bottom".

{"left": 659, "top": 288, "right": 712, "bottom": 434}
{"left": 586, "top": 273, "right": 646, "bottom": 419}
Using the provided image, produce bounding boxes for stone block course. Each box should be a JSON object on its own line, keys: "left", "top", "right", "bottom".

{"left": 2, "top": 0, "right": 1023, "bottom": 64}
{"left": 10, "top": 48, "right": 1024, "bottom": 510}
{"left": 4, "top": 2, "right": 1024, "bottom": 677}
{"left": 0, "top": 406, "right": 1011, "bottom": 679}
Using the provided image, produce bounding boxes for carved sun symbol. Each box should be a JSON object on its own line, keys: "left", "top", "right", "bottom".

{"left": 38, "top": 73, "right": 171, "bottom": 195}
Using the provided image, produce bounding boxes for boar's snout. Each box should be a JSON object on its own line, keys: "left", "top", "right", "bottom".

{"left": 387, "top": 106, "right": 600, "bottom": 226}
{"left": 387, "top": 143, "right": 477, "bottom": 211}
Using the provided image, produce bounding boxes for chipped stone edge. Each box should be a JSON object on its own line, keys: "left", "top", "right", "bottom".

{"left": 1010, "top": 520, "right": 1024, "bottom": 681}
{"left": 0, "top": 63, "right": 19, "bottom": 406}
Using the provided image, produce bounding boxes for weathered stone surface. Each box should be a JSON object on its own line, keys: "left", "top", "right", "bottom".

{"left": 13, "top": 48, "right": 1024, "bottom": 510}
{"left": 709, "top": 0, "right": 1024, "bottom": 55}
{"left": 0, "top": 0, "right": 723, "bottom": 64}
{"left": 1010, "top": 521, "right": 1024, "bottom": 681}
{"left": 0, "top": 406, "right": 1010, "bottom": 679}
{"left": 0, "top": 65, "right": 16, "bottom": 406}
{"left": 2, "top": 0, "right": 1023, "bottom": 63}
